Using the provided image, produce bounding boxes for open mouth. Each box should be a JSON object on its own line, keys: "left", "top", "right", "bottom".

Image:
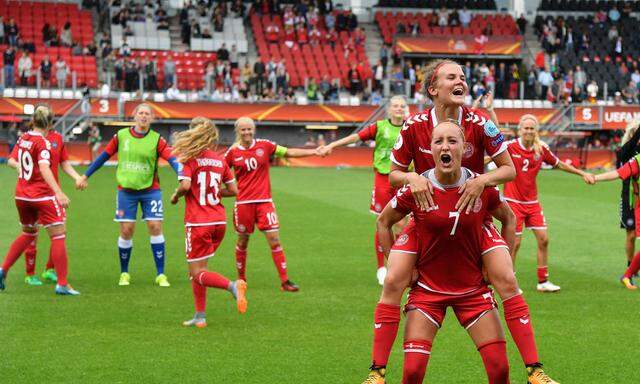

{"left": 452, "top": 87, "right": 464, "bottom": 96}
{"left": 441, "top": 153, "right": 452, "bottom": 165}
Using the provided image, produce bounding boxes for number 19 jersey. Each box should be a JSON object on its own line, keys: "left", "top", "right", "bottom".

{"left": 224, "top": 139, "right": 278, "bottom": 204}
{"left": 12, "top": 131, "right": 55, "bottom": 200}
{"left": 179, "top": 149, "right": 235, "bottom": 226}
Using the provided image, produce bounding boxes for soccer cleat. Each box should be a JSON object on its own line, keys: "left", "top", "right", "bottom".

{"left": 0, "top": 268, "right": 5, "bottom": 291}
{"left": 620, "top": 276, "right": 637, "bottom": 290}
{"left": 55, "top": 284, "right": 80, "bottom": 295}
{"left": 527, "top": 365, "right": 559, "bottom": 384}
{"left": 25, "top": 275, "right": 44, "bottom": 286}
{"left": 155, "top": 273, "right": 170, "bottom": 287}
{"left": 234, "top": 280, "right": 248, "bottom": 314}
{"left": 182, "top": 317, "right": 207, "bottom": 328}
{"left": 376, "top": 266, "right": 387, "bottom": 286}
{"left": 362, "top": 368, "right": 386, "bottom": 384}
{"left": 536, "top": 281, "right": 561, "bottom": 293}
{"left": 280, "top": 279, "right": 299, "bottom": 292}
{"left": 41, "top": 269, "right": 57, "bottom": 283}
{"left": 118, "top": 272, "right": 131, "bottom": 286}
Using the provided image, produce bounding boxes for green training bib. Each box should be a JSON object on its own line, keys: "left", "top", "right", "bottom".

{"left": 116, "top": 128, "right": 160, "bottom": 190}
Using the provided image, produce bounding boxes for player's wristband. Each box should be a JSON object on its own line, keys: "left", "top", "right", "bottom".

{"left": 275, "top": 145, "right": 288, "bottom": 158}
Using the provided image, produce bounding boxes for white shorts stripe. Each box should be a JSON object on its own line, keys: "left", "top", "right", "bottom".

{"left": 188, "top": 253, "right": 216, "bottom": 263}
{"left": 465, "top": 310, "right": 492, "bottom": 330}
{"left": 416, "top": 308, "right": 441, "bottom": 328}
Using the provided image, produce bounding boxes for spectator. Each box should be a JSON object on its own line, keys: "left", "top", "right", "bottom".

{"left": 346, "top": 9, "right": 358, "bottom": 31}
{"left": 608, "top": 25, "right": 619, "bottom": 41}
{"left": 297, "top": 23, "right": 308, "bottom": 44}
{"left": 101, "top": 41, "right": 112, "bottom": 58}
{"left": 201, "top": 28, "right": 212, "bottom": 38}
{"left": 284, "top": 25, "right": 295, "bottom": 48}
{"left": 163, "top": 56, "right": 176, "bottom": 90}
{"left": 40, "top": 54, "right": 52, "bottom": 88}
{"left": 613, "top": 36, "right": 624, "bottom": 57}
{"left": 253, "top": 56, "right": 266, "bottom": 94}
{"left": 6, "top": 18, "right": 18, "bottom": 46}
{"left": 483, "top": 23, "right": 494, "bottom": 36}
{"left": 166, "top": 82, "right": 180, "bottom": 100}
{"left": 17, "top": 50, "right": 32, "bottom": 86}
{"left": 307, "top": 77, "right": 319, "bottom": 101}
{"left": 564, "top": 26, "right": 575, "bottom": 52}
{"left": 231, "top": 0, "right": 245, "bottom": 18}
{"left": 217, "top": 43, "right": 229, "bottom": 62}
{"left": 0, "top": 16, "right": 4, "bottom": 45}
{"left": 353, "top": 27, "right": 365, "bottom": 47}
{"left": 574, "top": 65, "right": 587, "bottom": 90}
{"left": 586, "top": 80, "right": 599, "bottom": 103}
{"left": 517, "top": 14, "right": 527, "bottom": 35}
{"left": 495, "top": 62, "right": 507, "bottom": 99}
{"left": 622, "top": 81, "right": 638, "bottom": 104}
{"left": 60, "top": 22, "right": 73, "bottom": 47}
{"left": 449, "top": 9, "right": 460, "bottom": 26}
{"left": 325, "top": 10, "right": 335, "bottom": 30}
{"left": 347, "top": 63, "right": 362, "bottom": 96}
{"left": 229, "top": 44, "right": 239, "bottom": 69}
{"left": 632, "top": 69, "right": 640, "bottom": 87}
{"left": 336, "top": 10, "right": 347, "bottom": 31}
{"left": 275, "top": 60, "right": 288, "bottom": 94}
{"left": 319, "top": 75, "right": 331, "bottom": 100}
{"left": 379, "top": 44, "right": 389, "bottom": 69}
{"left": 609, "top": 6, "right": 621, "bottom": 23}
{"left": 119, "top": 37, "right": 131, "bottom": 56}
{"left": 614, "top": 91, "right": 626, "bottom": 106}
{"left": 437, "top": 7, "right": 448, "bottom": 27}
{"left": 181, "top": 17, "right": 191, "bottom": 44}
{"left": 190, "top": 20, "right": 201, "bottom": 37}
{"left": 538, "top": 66, "right": 553, "bottom": 100}
{"left": 99, "top": 81, "right": 110, "bottom": 98}
{"left": 7, "top": 122, "right": 17, "bottom": 154}
{"left": 325, "top": 27, "right": 337, "bottom": 48}
{"left": 266, "top": 22, "right": 279, "bottom": 43}
{"left": 309, "top": 25, "right": 322, "bottom": 45}
{"left": 72, "top": 42, "right": 83, "bottom": 56}
{"left": 213, "top": 13, "right": 224, "bottom": 32}
{"left": 3, "top": 46, "right": 15, "bottom": 87}
{"left": 124, "top": 59, "right": 139, "bottom": 92}
{"left": 571, "top": 85, "right": 584, "bottom": 103}
{"left": 373, "top": 59, "right": 384, "bottom": 91}
{"left": 459, "top": 7, "right": 471, "bottom": 28}
{"left": 144, "top": 58, "right": 158, "bottom": 91}
{"left": 115, "top": 56, "right": 124, "bottom": 90}
{"left": 55, "top": 56, "right": 68, "bottom": 89}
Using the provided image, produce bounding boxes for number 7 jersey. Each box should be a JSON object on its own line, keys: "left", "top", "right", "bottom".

{"left": 179, "top": 149, "right": 235, "bottom": 226}
{"left": 224, "top": 139, "right": 278, "bottom": 204}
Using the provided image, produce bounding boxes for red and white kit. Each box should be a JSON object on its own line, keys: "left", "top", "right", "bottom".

{"left": 225, "top": 139, "right": 280, "bottom": 234}
{"left": 180, "top": 149, "right": 235, "bottom": 262}
{"left": 389, "top": 106, "right": 508, "bottom": 254}
{"left": 503, "top": 138, "right": 559, "bottom": 235}
{"left": 392, "top": 168, "right": 507, "bottom": 328}
{"left": 11, "top": 131, "right": 66, "bottom": 228}
{"left": 358, "top": 122, "right": 397, "bottom": 214}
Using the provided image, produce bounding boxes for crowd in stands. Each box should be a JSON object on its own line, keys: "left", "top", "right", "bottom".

{"left": 179, "top": 0, "right": 245, "bottom": 43}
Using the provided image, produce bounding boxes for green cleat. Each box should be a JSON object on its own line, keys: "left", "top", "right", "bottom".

{"left": 25, "top": 275, "right": 43, "bottom": 286}
{"left": 118, "top": 272, "right": 131, "bottom": 286}
{"left": 155, "top": 273, "right": 170, "bottom": 287}
{"left": 41, "top": 269, "right": 58, "bottom": 283}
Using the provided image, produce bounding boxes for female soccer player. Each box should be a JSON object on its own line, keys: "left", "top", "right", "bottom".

{"left": 170, "top": 117, "right": 247, "bottom": 328}
{"left": 320, "top": 95, "right": 407, "bottom": 285}
{"left": 363, "top": 59, "right": 558, "bottom": 384}
{"left": 377, "top": 121, "right": 514, "bottom": 384}
{"left": 225, "top": 116, "right": 321, "bottom": 292}
{"left": 592, "top": 151, "right": 640, "bottom": 289}
{"left": 505, "top": 114, "right": 595, "bottom": 292}
{"left": 0, "top": 105, "right": 79, "bottom": 295}
{"left": 8, "top": 117, "right": 86, "bottom": 286}
{"left": 79, "top": 103, "right": 181, "bottom": 287}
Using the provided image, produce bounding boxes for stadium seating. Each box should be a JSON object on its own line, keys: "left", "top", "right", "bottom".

{"left": 375, "top": 10, "right": 519, "bottom": 45}
{"left": 111, "top": 21, "right": 171, "bottom": 51}
{"left": 129, "top": 50, "right": 221, "bottom": 90}
{"left": 250, "top": 13, "right": 371, "bottom": 88}
{"left": 190, "top": 17, "right": 248, "bottom": 53}
{"left": 538, "top": 0, "right": 640, "bottom": 12}
{"left": 375, "top": 0, "right": 497, "bottom": 10}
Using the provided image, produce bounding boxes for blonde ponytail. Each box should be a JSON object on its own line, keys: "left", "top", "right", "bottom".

{"left": 518, "top": 114, "right": 543, "bottom": 155}
{"left": 172, "top": 117, "right": 219, "bottom": 163}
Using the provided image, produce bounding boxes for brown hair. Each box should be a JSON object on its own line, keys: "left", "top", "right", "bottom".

{"left": 172, "top": 117, "right": 220, "bottom": 163}
{"left": 421, "top": 59, "right": 460, "bottom": 100}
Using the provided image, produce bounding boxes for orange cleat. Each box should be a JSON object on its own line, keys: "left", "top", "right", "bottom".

{"left": 621, "top": 277, "right": 638, "bottom": 290}
{"left": 235, "top": 280, "right": 248, "bottom": 314}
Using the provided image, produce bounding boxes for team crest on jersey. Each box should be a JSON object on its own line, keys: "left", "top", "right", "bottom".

{"left": 395, "top": 234, "right": 409, "bottom": 246}
{"left": 393, "top": 135, "right": 403, "bottom": 150}
{"left": 237, "top": 224, "right": 246, "bottom": 233}
{"left": 256, "top": 148, "right": 265, "bottom": 157}
{"left": 375, "top": 203, "right": 382, "bottom": 212}
{"left": 534, "top": 153, "right": 540, "bottom": 161}
{"left": 473, "top": 198, "right": 483, "bottom": 213}
{"left": 463, "top": 142, "right": 474, "bottom": 158}
{"left": 51, "top": 142, "right": 58, "bottom": 149}
{"left": 40, "top": 150, "right": 50, "bottom": 160}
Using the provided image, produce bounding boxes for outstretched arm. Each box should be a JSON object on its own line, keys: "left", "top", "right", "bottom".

{"left": 555, "top": 160, "right": 595, "bottom": 184}
{"left": 279, "top": 146, "right": 320, "bottom": 158}
{"left": 319, "top": 133, "right": 361, "bottom": 155}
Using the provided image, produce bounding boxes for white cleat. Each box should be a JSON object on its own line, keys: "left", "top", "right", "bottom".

{"left": 537, "top": 280, "right": 561, "bottom": 292}
{"left": 376, "top": 267, "right": 387, "bottom": 286}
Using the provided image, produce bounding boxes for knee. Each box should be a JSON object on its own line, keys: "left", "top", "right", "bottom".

{"left": 120, "top": 227, "right": 134, "bottom": 239}
{"left": 489, "top": 270, "right": 519, "bottom": 297}
{"left": 538, "top": 236, "right": 549, "bottom": 249}
{"left": 148, "top": 222, "right": 163, "bottom": 236}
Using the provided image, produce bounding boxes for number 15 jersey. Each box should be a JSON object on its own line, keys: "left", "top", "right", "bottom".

{"left": 179, "top": 149, "right": 235, "bottom": 226}
{"left": 224, "top": 139, "right": 280, "bottom": 204}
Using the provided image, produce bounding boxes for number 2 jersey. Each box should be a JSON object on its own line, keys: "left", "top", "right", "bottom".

{"left": 503, "top": 138, "right": 559, "bottom": 204}
{"left": 179, "top": 149, "right": 235, "bottom": 226}
{"left": 391, "top": 168, "right": 503, "bottom": 295}
{"left": 224, "top": 139, "right": 283, "bottom": 204}
{"left": 11, "top": 131, "right": 58, "bottom": 200}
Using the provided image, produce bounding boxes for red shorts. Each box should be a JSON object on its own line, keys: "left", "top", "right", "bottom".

{"left": 507, "top": 201, "right": 547, "bottom": 235}
{"left": 405, "top": 285, "right": 497, "bottom": 329}
{"left": 391, "top": 218, "right": 509, "bottom": 255}
{"left": 370, "top": 171, "right": 396, "bottom": 214}
{"left": 15, "top": 197, "right": 66, "bottom": 228}
{"left": 185, "top": 224, "right": 226, "bottom": 262}
{"left": 233, "top": 201, "right": 279, "bottom": 234}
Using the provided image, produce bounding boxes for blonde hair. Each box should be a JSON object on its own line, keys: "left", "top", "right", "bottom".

{"left": 133, "top": 103, "right": 154, "bottom": 116}
{"left": 32, "top": 105, "right": 54, "bottom": 130}
{"left": 421, "top": 59, "right": 459, "bottom": 100}
{"left": 622, "top": 119, "right": 640, "bottom": 145}
{"left": 387, "top": 95, "right": 408, "bottom": 118}
{"left": 519, "top": 114, "right": 544, "bottom": 155}
{"left": 172, "top": 117, "right": 219, "bottom": 163}
{"left": 433, "top": 120, "right": 465, "bottom": 141}
{"left": 234, "top": 116, "right": 255, "bottom": 144}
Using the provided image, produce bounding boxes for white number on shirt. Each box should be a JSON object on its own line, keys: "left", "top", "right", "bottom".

{"left": 244, "top": 157, "right": 258, "bottom": 171}
{"left": 196, "top": 171, "right": 222, "bottom": 206}
{"left": 150, "top": 200, "right": 164, "bottom": 213}
{"left": 449, "top": 211, "right": 460, "bottom": 236}
{"left": 266, "top": 212, "right": 278, "bottom": 226}
{"left": 522, "top": 159, "right": 530, "bottom": 172}
{"left": 17, "top": 149, "right": 34, "bottom": 181}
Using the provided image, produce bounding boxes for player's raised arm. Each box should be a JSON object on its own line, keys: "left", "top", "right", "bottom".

{"left": 319, "top": 133, "right": 360, "bottom": 156}
{"left": 595, "top": 158, "right": 639, "bottom": 183}
{"left": 555, "top": 160, "right": 595, "bottom": 184}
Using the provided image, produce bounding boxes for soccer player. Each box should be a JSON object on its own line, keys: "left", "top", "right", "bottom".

{"left": 225, "top": 116, "right": 321, "bottom": 292}
{"left": 377, "top": 121, "right": 514, "bottom": 384}
{"left": 170, "top": 117, "right": 247, "bottom": 328}
{"left": 592, "top": 151, "right": 640, "bottom": 289}
{"left": 78, "top": 103, "right": 181, "bottom": 287}
{"left": 320, "top": 95, "right": 407, "bottom": 285}
{"left": 0, "top": 105, "right": 80, "bottom": 295}
{"left": 363, "top": 59, "right": 559, "bottom": 384}
{"left": 505, "top": 114, "right": 595, "bottom": 292}
{"left": 8, "top": 116, "right": 86, "bottom": 286}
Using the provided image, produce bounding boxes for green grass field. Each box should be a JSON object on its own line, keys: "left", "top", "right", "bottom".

{"left": 0, "top": 165, "right": 638, "bottom": 383}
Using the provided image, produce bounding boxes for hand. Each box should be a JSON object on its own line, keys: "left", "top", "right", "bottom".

{"left": 407, "top": 172, "right": 434, "bottom": 211}
{"left": 170, "top": 191, "right": 179, "bottom": 205}
{"left": 583, "top": 173, "right": 596, "bottom": 185}
{"left": 471, "top": 93, "right": 483, "bottom": 110}
{"left": 316, "top": 145, "right": 331, "bottom": 157}
{"left": 55, "top": 192, "right": 70, "bottom": 208}
{"left": 456, "top": 176, "right": 485, "bottom": 214}
{"left": 75, "top": 175, "right": 88, "bottom": 190}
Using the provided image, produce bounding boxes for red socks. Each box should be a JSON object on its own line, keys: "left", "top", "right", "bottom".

{"left": 372, "top": 303, "right": 401, "bottom": 367}
{"left": 374, "top": 232, "right": 385, "bottom": 269}
{"left": 401, "top": 339, "right": 432, "bottom": 384}
{"left": 478, "top": 340, "right": 510, "bottom": 384}
{"left": 49, "top": 235, "right": 69, "bottom": 286}
{"left": 235, "top": 246, "right": 247, "bottom": 281}
{"left": 25, "top": 241, "right": 37, "bottom": 276}
{"left": 192, "top": 271, "right": 232, "bottom": 312}
{"left": 624, "top": 251, "right": 640, "bottom": 278}
{"left": 270, "top": 244, "right": 289, "bottom": 283}
{"left": 537, "top": 266, "right": 548, "bottom": 283}
{"left": 45, "top": 255, "right": 55, "bottom": 270}
{"left": 502, "top": 294, "right": 539, "bottom": 365}
{"left": 2, "top": 232, "right": 37, "bottom": 274}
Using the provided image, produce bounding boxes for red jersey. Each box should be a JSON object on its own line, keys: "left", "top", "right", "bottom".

{"left": 224, "top": 139, "right": 278, "bottom": 204}
{"left": 392, "top": 168, "right": 503, "bottom": 295}
{"left": 11, "top": 130, "right": 69, "bottom": 182}
{"left": 179, "top": 149, "right": 235, "bottom": 226}
{"left": 12, "top": 131, "right": 55, "bottom": 200}
{"left": 390, "top": 106, "right": 507, "bottom": 175}
{"left": 503, "top": 139, "right": 559, "bottom": 204}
